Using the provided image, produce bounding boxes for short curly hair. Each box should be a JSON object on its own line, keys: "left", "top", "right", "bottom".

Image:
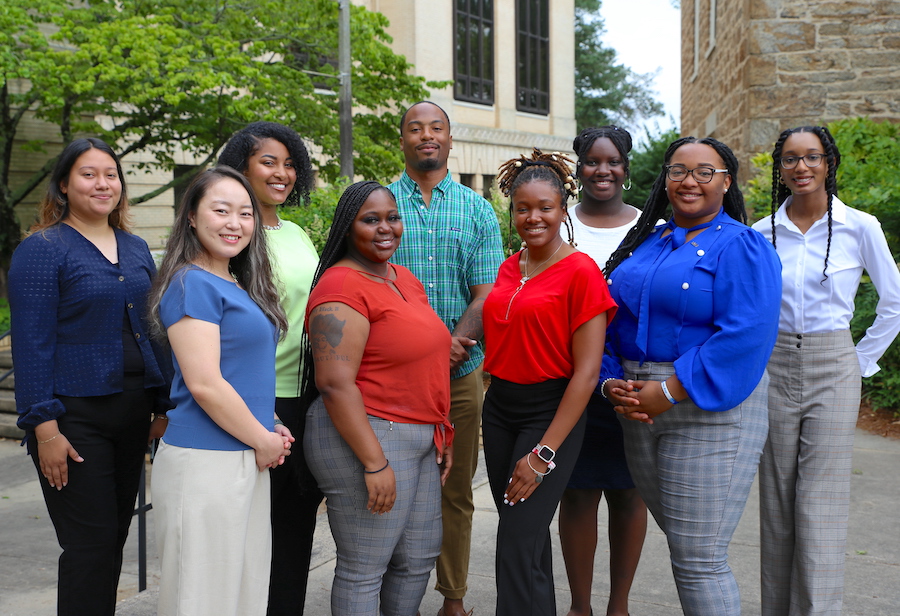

{"left": 218, "top": 121, "right": 314, "bottom": 207}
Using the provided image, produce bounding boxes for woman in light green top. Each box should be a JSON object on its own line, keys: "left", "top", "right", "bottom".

{"left": 219, "top": 122, "right": 320, "bottom": 616}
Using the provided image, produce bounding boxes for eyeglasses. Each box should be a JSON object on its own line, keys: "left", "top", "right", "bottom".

{"left": 779, "top": 154, "right": 824, "bottom": 169}
{"left": 665, "top": 165, "right": 728, "bottom": 183}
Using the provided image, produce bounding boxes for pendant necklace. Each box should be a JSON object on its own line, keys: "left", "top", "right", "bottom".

{"left": 505, "top": 240, "right": 564, "bottom": 320}
{"left": 520, "top": 240, "right": 564, "bottom": 284}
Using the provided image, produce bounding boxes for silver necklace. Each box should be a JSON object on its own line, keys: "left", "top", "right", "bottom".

{"left": 262, "top": 219, "right": 283, "bottom": 231}
{"left": 520, "top": 240, "right": 564, "bottom": 285}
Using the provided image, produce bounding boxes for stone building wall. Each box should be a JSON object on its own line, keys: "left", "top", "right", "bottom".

{"left": 681, "top": 0, "right": 900, "bottom": 182}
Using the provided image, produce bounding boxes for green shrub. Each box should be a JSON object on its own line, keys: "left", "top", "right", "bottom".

{"left": 744, "top": 151, "right": 774, "bottom": 224}
{"left": 628, "top": 126, "right": 681, "bottom": 209}
{"left": 487, "top": 187, "right": 521, "bottom": 257}
{"left": 0, "top": 298, "right": 9, "bottom": 333}
{"left": 278, "top": 180, "right": 351, "bottom": 254}
{"left": 851, "top": 280, "right": 900, "bottom": 416}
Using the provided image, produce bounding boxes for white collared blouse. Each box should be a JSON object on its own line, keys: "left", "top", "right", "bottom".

{"left": 753, "top": 195, "right": 900, "bottom": 377}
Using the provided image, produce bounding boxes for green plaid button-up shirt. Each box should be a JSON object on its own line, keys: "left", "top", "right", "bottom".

{"left": 389, "top": 171, "right": 504, "bottom": 378}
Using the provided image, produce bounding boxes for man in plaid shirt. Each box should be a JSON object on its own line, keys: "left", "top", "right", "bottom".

{"left": 390, "top": 101, "right": 503, "bottom": 616}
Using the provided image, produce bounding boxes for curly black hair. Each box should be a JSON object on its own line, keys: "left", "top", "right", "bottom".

{"left": 218, "top": 121, "right": 314, "bottom": 207}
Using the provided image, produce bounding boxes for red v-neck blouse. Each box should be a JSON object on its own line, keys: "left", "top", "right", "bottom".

{"left": 483, "top": 251, "right": 616, "bottom": 384}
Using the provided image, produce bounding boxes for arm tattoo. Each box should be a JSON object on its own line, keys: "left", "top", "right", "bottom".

{"left": 311, "top": 313, "right": 346, "bottom": 351}
{"left": 451, "top": 296, "right": 486, "bottom": 341}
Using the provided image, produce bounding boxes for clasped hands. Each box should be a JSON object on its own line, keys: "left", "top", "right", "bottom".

{"left": 605, "top": 379, "right": 675, "bottom": 424}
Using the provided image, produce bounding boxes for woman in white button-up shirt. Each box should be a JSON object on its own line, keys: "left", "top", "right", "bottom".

{"left": 752, "top": 125, "right": 900, "bottom": 616}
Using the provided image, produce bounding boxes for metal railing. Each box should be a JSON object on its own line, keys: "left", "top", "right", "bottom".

{"left": 133, "top": 455, "right": 153, "bottom": 592}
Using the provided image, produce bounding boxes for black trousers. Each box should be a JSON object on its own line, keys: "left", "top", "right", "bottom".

{"left": 482, "top": 377, "right": 587, "bottom": 616}
{"left": 27, "top": 376, "right": 153, "bottom": 616}
{"left": 267, "top": 397, "right": 324, "bottom": 616}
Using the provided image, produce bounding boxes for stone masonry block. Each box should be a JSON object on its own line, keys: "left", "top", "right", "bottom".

{"left": 850, "top": 18, "right": 900, "bottom": 36}
{"left": 750, "top": 0, "right": 780, "bottom": 20}
{"left": 819, "top": 22, "right": 851, "bottom": 36}
{"left": 778, "top": 70, "right": 857, "bottom": 84}
{"left": 850, "top": 50, "right": 900, "bottom": 68}
{"left": 777, "top": 50, "right": 849, "bottom": 71}
{"left": 812, "top": 2, "right": 877, "bottom": 18}
{"left": 748, "top": 56, "right": 777, "bottom": 86}
{"left": 749, "top": 85, "right": 826, "bottom": 117}
{"left": 749, "top": 21, "right": 816, "bottom": 54}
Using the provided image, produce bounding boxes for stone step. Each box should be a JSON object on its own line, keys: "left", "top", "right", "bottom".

{"left": 0, "top": 410, "right": 24, "bottom": 440}
{"left": 0, "top": 389, "right": 16, "bottom": 414}
{"left": 0, "top": 370, "right": 14, "bottom": 390}
{"left": 0, "top": 348, "right": 11, "bottom": 369}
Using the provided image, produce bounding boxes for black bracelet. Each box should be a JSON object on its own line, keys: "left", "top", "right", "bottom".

{"left": 364, "top": 460, "right": 390, "bottom": 474}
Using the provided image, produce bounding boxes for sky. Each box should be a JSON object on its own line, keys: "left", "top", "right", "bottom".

{"left": 598, "top": 0, "right": 682, "bottom": 137}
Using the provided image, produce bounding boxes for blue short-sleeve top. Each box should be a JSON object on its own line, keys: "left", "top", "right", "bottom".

{"left": 160, "top": 267, "right": 277, "bottom": 451}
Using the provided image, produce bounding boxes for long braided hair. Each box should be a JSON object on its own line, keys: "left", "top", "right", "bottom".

{"left": 572, "top": 125, "right": 634, "bottom": 188}
{"left": 604, "top": 136, "right": 745, "bottom": 277}
{"left": 497, "top": 148, "right": 578, "bottom": 252}
{"left": 297, "top": 180, "right": 395, "bottom": 410}
{"left": 769, "top": 125, "right": 840, "bottom": 283}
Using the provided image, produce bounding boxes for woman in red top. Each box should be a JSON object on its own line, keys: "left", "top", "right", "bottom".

{"left": 301, "top": 181, "right": 452, "bottom": 616}
{"left": 482, "top": 149, "right": 617, "bottom": 616}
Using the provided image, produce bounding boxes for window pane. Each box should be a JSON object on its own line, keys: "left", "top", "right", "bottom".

{"left": 455, "top": 0, "right": 494, "bottom": 104}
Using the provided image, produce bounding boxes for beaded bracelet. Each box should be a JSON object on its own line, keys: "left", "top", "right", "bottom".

{"left": 599, "top": 377, "right": 616, "bottom": 400}
{"left": 37, "top": 433, "right": 61, "bottom": 445}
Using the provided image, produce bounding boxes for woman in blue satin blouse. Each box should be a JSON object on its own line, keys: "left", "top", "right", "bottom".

{"left": 599, "top": 136, "right": 781, "bottom": 616}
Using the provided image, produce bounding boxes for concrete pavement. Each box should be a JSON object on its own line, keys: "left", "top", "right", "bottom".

{"left": 1, "top": 429, "right": 898, "bottom": 615}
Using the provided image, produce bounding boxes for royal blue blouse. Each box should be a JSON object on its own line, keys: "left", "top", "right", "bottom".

{"left": 605, "top": 209, "right": 782, "bottom": 412}
{"left": 9, "top": 224, "right": 168, "bottom": 430}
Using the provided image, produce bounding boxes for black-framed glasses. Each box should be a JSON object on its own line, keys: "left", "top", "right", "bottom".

{"left": 779, "top": 154, "right": 824, "bottom": 169}
{"left": 665, "top": 165, "right": 728, "bottom": 183}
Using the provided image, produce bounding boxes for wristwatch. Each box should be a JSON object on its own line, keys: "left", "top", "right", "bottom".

{"left": 532, "top": 443, "right": 556, "bottom": 464}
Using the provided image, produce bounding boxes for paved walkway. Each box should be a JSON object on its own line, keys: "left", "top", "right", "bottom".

{"left": 1, "top": 429, "right": 898, "bottom": 615}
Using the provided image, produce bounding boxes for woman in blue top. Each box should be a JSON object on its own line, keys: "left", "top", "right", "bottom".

{"left": 147, "top": 166, "right": 290, "bottom": 616}
{"left": 9, "top": 138, "right": 170, "bottom": 616}
{"left": 601, "top": 137, "right": 781, "bottom": 615}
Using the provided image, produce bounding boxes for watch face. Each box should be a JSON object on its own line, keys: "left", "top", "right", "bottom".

{"left": 537, "top": 445, "right": 555, "bottom": 462}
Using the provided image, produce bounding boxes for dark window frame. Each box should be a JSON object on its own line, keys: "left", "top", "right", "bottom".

{"left": 454, "top": 0, "right": 495, "bottom": 105}
{"left": 515, "top": 0, "right": 550, "bottom": 115}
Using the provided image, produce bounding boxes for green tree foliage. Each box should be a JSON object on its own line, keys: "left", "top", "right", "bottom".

{"left": 743, "top": 117, "right": 900, "bottom": 412}
{"left": 828, "top": 117, "right": 900, "bottom": 248}
{"left": 626, "top": 126, "right": 680, "bottom": 209}
{"left": 279, "top": 181, "right": 350, "bottom": 254}
{"left": 574, "top": 0, "right": 664, "bottom": 132}
{"left": 0, "top": 0, "right": 437, "bottom": 290}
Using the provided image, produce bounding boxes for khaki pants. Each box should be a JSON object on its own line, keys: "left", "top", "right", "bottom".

{"left": 434, "top": 365, "right": 484, "bottom": 600}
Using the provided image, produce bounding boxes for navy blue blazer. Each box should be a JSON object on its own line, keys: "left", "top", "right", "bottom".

{"left": 9, "top": 224, "right": 169, "bottom": 430}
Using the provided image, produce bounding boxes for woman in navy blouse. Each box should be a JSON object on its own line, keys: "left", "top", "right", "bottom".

{"left": 9, "top": 138, "right": 170, "bottom": 616}
{"left": 599, "top": 137, "right": 781, "bottom": 615}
